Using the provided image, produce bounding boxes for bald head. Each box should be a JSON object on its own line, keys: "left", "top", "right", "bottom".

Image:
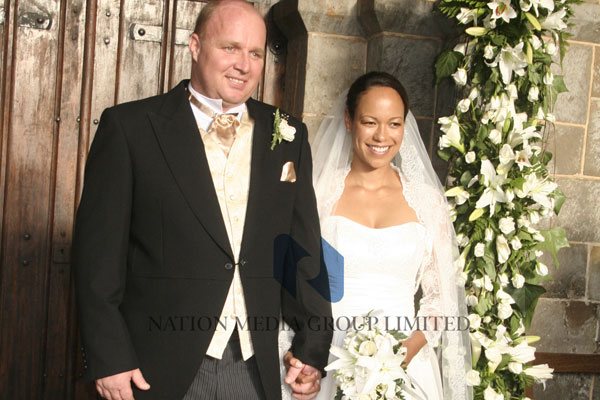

{"left": 194, "top": 0, "right": 265, "bottom": 38}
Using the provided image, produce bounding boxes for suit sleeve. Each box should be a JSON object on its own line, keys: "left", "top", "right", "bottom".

{"left": 281, "top": 122, "right": 333, "bottom": 375}
{"left": 73, "top": 108, "right": 139, "bottom": 380}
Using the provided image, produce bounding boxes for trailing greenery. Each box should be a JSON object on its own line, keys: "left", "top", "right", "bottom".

{"left": 434, "top": 0, "right": 580, "bottom": 398}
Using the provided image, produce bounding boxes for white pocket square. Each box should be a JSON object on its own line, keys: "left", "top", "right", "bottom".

{"left": 280, "top": 161, "right": 296, "bottom": 182}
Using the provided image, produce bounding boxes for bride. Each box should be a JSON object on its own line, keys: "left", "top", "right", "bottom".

{"left": 280, "top": 71, "right": 472, "bottom": 399}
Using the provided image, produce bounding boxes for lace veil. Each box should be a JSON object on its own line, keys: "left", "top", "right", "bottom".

{"left": 312, "top": 90, "right": 473, "bottom": 400}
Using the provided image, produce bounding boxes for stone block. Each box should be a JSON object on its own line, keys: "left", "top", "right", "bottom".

{"left": 367, "top": 35, "right": 440, "bottom": 118}
{"left": 593, "top": 375, "right": 600, "bottom": 400}
{"left": 358, "top": 0, "right": 457, "bottom": 38}
{"left": 545, "top": 124, "right": 585, "bottom": 175}
{"left": 303, "top": 34, "right": 366, "bottom": 115}
{"left": 590, "top": 246, "right": 600, "bottom": 301}
{"left": 303, "top": 115, "right": 327, "bottom": 144}
{"left": 593, "top": 48, "right": 600, "bottom": 98}
{"left": 568, "top": 3, "right": 600, "bottom": 45}
{"left": 539, "top": 244, "right": 587, "bottom": 299}
{"left": 415, "top": 118, "right": 434, "bottom": 158}
{"left": 552, "top": 177, "right": 600, "bottom": 242}
{"left": 552, "top": 44, "right": 593, "bottom": 125}
{"left": 435, "top": 78, "right": 457, "bottom": 124}
{"left": 584, "top": 99, "right": 600, "bottom": 177}
{"left": 532, "top": 372, "right": 593, "bottom": 400}
{"left": 297, "top": 0, "right": 365, "bottom": 36}
{"left": 528, "top": 299, "right": 598, "bottom": 353}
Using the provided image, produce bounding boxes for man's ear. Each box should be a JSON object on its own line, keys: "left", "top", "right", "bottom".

{"left": 189, "top": 33, "right": 201, "bottom": 62}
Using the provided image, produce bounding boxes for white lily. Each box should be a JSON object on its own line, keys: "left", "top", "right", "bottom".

{"left": 488, "top": 0, "right": 518, "bottom": 23}
{"left": 496, "top": 234, "right": 511, "bottom": 263}
{"left": 541, "top": 8, "right": 567, "bottom": 31}
{"left": 457, "top": 7, "right": 478, "bottom": 24}
{"left": 438, "top": 115, "right": 465, "bottom": 153}
{"left": 528, "top": 86, "right": 539, "bottom": 102}
{"left": 514, "top": 173, "right": 557, "bottom": 208}
{"left": 446, "top": 186, "right": 470, "bottom": 205}
{"left": 496, "top": 42, "right": 528, "bottom": 84}
{"left": 529, "top": 0, "right": 555, "bottom": 16}
{"left": 475, "top": 160, "right": 507, "bottom": 215}
{"left": 524, "top": 364, "right": 554, "bottom": 387}
{"left": 509, "top": 341, "right": 536, "bottom": 363}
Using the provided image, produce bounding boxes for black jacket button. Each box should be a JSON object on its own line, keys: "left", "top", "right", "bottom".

{"left": 224, "top": 262, "right": 233, "bottom": 270}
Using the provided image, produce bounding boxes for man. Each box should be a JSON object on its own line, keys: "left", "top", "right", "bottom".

{"left": 73, "top": 1, "right": 332, "bottom": 399}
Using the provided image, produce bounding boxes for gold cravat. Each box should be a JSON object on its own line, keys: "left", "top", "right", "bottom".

{"left": 189, "top": 93, "right": 240, "bottom": 156}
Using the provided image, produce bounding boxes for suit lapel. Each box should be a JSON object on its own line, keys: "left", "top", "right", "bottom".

{"left": 148, "top": 81, "right": 234, "bottom": 260}
{"left": 239, "top": 99, "right": 271, "bottom": 254}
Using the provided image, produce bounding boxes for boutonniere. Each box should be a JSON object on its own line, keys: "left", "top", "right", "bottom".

{"left": 270, "top": 109, "right": 296, "bottom": 150}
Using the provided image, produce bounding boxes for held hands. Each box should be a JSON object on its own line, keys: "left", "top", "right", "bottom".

{"left": 283, "top": 351, "right": 322, "bottom": 400}
{"left": 95, "top": 368, "right": 150, "bottom": 400}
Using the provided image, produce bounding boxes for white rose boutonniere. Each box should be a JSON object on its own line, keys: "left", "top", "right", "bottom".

{"left": 270, "top": 109, "right": 296, "bottom": 150}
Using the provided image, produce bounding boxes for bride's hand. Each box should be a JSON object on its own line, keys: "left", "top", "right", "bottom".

{"left": 400, "top": 330, "right": 427, "bottom": 367}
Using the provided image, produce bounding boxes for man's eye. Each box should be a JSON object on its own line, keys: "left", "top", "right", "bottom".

{"left": 224, "top": 46, "right": 234, "bottom": 52}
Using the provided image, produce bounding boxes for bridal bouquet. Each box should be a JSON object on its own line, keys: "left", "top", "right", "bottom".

{"left": 324, "top": 312, "right": 426, "bottom": 400}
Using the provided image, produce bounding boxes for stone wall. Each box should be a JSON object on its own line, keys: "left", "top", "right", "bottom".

{"left": 273, "top": 0, "right": 600, "bottom": 398}
{"left": 527, "top": 0, "right": 600, "bottom": 397}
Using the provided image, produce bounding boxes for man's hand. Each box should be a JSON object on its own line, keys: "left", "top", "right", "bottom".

{"left": 95, "top": 368, "right": 150, "bottom": 400}
{"left": 283, "top": 351, "right": 322, "bottom": 400}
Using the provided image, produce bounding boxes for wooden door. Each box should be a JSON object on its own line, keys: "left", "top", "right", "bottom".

{"left": 0, "top": 1, "right": 286, "bottom": 398}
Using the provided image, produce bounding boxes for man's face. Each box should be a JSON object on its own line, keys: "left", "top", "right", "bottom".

{"left": 189, "top": 3, "right": 266, "bottom": 111}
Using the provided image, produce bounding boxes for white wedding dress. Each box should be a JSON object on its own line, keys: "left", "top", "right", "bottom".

{"left": 280, "top": 206, "right": 444, "bottom": 400}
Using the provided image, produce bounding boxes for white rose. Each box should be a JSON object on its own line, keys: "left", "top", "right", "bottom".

{"left": 458, "top": 98, "right": 471, "bottom": 113}
{"left": 456, "top": 233, "right": 470, "bottom": 247}
{"left": 517, "top": 216, "right": 530, "bottom": 228}
{"left": 483, "top": 316, "right": 492, "bottom": 323}
{"left": 510, "top": 236, "right": 522, "bottom": 250}
{"left": 535, "top": 250, "right": 544, "bottom": 257}
{"left": 488, "top": 128, "right": 502, "bottom": 144}
{"left": 454, "top": 43, "right": 467, "bottom": 55}
{"left": 485, "top": 228, "right": 495, "bottom": 242}
{"left": 467, "top": 294, "right": 479, "bottom": 307}
{"left": 507, "top": 83, "right": 518, "bottom": 99}
{"left": 545, "top": 41, "right": 557, "bottom": 55}
{"left": 530, "top": 35, "right": 542, "bottom": 50}
{"left": 528, "top": 86, "right": 539, "bottom": 102}
{"left": 484, "top": 275, "right": 494, "bottom": 291}
{"left": 468, "top": 313, "right": 482, "bottom": 330}
{"left": 278, "top": 119, "right": 296, "bottom": 142}
{"left": 498, "top": 302, "right": 513, "bottom": 319}
{"left": 529, "top": 210, "right": 540, "bottom": 224}
{"left": 465, "top": 150, "right": 476, "bottom": 163}
{"left": 512, "top": 273, "right": 525, "bottom": 288}
{"left": 485, "top": 347, "right": 503, "bottom": 364}
{"left": 484, "top": 44, "right": 495, "bottom": 60}
{"left": 469, "top": 87, "right": 480, "bottom": 100}
{"left": 496, "top": 234, "right": 511, "bottom": 263}
{"left": 466, "top": 370, "right": 481, "bottom": 386}
{"left": 483, "top": 386, "right": 502, "bottom": 400}
{"left": 358, "top": 340, "right": 377, "bottom": 356}
{"left": 536, "top": 262, "right": 549, "bottom": 276}
{"left": 474, "top": 242, "right": 486, "bottom": 257}
{"left": 505, "top": 188, "right": 515, "bottom": 202}
{"left": 452, "top": 68, "right": 468, "bottom": 86}
{"left": 520, "top": 0, "right": 532, "bottom": 11}
{"left": 472, "top": 277, "right": 483, "bottom": 288}
{"left": 543, "top": 71, "right": 554, "bottom": 85}
{"left": 499, "top": 217, "right": 516, "bottom": 234}
{"left": 499, "top": 273, "right": 510, "bottom": 287}
{"left": 509, "top": 361, "right": 523, "bottom": 374}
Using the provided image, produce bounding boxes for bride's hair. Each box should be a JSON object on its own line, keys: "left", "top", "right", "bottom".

{"left": 346, "top": 71, "right": 410, "bottom": 118}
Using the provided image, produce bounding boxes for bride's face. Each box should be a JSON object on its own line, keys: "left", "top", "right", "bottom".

{"left": 345, "top": 86, "right": 405, "bottom": 171}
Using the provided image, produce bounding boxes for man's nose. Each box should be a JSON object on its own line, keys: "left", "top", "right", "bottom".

{"left": 234, "top": 52, "right": 250, "bottom": 73}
